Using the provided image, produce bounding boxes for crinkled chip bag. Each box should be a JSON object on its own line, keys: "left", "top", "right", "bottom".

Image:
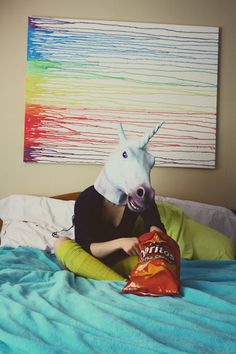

{"left": 121, "top": 230, "right": 181, "bottom": 296}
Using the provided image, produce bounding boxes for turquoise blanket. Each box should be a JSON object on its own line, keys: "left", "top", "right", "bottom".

{"left": 0, "top": 247, "right": 236, "bottom": 354}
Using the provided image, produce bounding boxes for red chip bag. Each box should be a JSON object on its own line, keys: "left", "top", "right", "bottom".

{"left": 121, "top": 230, "right": 181, "bottom": 296}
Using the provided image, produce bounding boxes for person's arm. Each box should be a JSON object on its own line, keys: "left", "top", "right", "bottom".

{"left": 90, "top": 237, "right": 141, "bottom": 258}
{"left": 142, "top": 200, "right": 166, "bottom": 233}
{"left": 74, "top": 189, "right": 101, "bottom": 253}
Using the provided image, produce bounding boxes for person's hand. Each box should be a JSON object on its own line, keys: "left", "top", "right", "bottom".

{"left": 119, "top": 237, "right": 141, "bottom": 256}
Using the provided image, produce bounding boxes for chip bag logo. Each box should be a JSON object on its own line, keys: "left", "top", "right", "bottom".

{"left": 140, "top": 243, "right": 175, "bottom": 263}
{"left": 140, "top": 231, "right": 175, "bottom": 263}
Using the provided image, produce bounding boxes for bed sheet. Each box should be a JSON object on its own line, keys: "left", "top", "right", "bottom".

{"left": 0, "top": 246, "right": 235, "bottom": 354}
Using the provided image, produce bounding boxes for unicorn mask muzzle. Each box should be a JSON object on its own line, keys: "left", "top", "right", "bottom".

{"left": 127, "top": 184, "right": 155, "bottom": 213}
{"left": 94, "top": 122, "right": 164, "bottom": 212}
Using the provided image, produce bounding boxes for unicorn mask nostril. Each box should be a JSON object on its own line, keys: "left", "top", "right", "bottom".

{"left": 137, "top": 187, "right": 145, "bottom": 198}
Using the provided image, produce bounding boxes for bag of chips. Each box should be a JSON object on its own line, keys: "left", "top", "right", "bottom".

{"left": 121, "top": 230, "right": 181, "bottom": 296}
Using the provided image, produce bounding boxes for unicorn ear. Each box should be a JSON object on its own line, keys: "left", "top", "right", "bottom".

{"left": 118, "top": 123, "right": 127, "bottom": 144}
{"left": 139, "top": 121, "right": 164, "bottom": 149}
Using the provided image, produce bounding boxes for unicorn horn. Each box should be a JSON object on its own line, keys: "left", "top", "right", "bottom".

{"left": 139, "top": 121, "right": 165, "bottom": 149}
{"left": 118, "top": 123, "right": 127, "bottom": 144}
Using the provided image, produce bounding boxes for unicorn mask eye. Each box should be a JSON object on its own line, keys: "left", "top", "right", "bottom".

{"left": 122, "top": 151, "right": 128, "bottom": 159}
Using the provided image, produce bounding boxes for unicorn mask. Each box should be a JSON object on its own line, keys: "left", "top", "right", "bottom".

{"left": 94, "top": 122, "right": 164, "bottom": 212}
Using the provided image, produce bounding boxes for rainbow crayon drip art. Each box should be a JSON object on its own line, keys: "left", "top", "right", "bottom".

{"left": 24, "top": 17, "right": 219, "bottom": 167}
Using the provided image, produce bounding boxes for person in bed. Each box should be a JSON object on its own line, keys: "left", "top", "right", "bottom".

{"left": 54, "top": 123, "right": 166, "bottom": 280}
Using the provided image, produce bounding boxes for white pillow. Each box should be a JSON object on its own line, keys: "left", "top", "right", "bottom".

{"left": 0, "top": 195, "right": 75, "bottom": 250}
{"left": 1, "top": 221, "right": 56, "bottom": 250}
{"left": 0, "top": 195, "right": 75, "bottom": 228}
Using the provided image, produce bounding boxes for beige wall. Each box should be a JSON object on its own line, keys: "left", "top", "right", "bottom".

{"left": 1, "top": 0, "right": 236, "bottom": 209}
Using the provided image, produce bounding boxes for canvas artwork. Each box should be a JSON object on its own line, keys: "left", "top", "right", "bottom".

{"left": 24, "top": 17, "right": 219, "bottom": 168}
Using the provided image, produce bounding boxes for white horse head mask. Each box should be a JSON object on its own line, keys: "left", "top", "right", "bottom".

{"left": 94, "top": 121, "right": 164, "bottom": 212}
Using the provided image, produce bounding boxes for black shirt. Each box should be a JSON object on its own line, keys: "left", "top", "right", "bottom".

{"left": 74, "top": 186, "right": 165, "bottom": 265}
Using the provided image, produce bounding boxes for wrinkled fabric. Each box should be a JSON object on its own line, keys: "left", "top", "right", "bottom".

{"left": 0, "top": 246, "right": 236, "bottom": 353}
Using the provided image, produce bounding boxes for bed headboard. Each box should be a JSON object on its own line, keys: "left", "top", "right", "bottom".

{"left": 52, "top": 192, "right": 81, "bottom": 201}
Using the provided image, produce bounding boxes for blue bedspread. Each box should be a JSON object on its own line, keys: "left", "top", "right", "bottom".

{"left": 0, "top": 247, "right": 235, "bottom": 354}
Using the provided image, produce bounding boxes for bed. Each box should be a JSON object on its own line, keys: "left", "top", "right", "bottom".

{"left": 0, "top": 192, "right": 236, "bottom": 354}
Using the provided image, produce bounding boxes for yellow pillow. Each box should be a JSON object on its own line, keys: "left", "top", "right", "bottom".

{"left": 134, "top": 201, "right": 236, "bottom": 260}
